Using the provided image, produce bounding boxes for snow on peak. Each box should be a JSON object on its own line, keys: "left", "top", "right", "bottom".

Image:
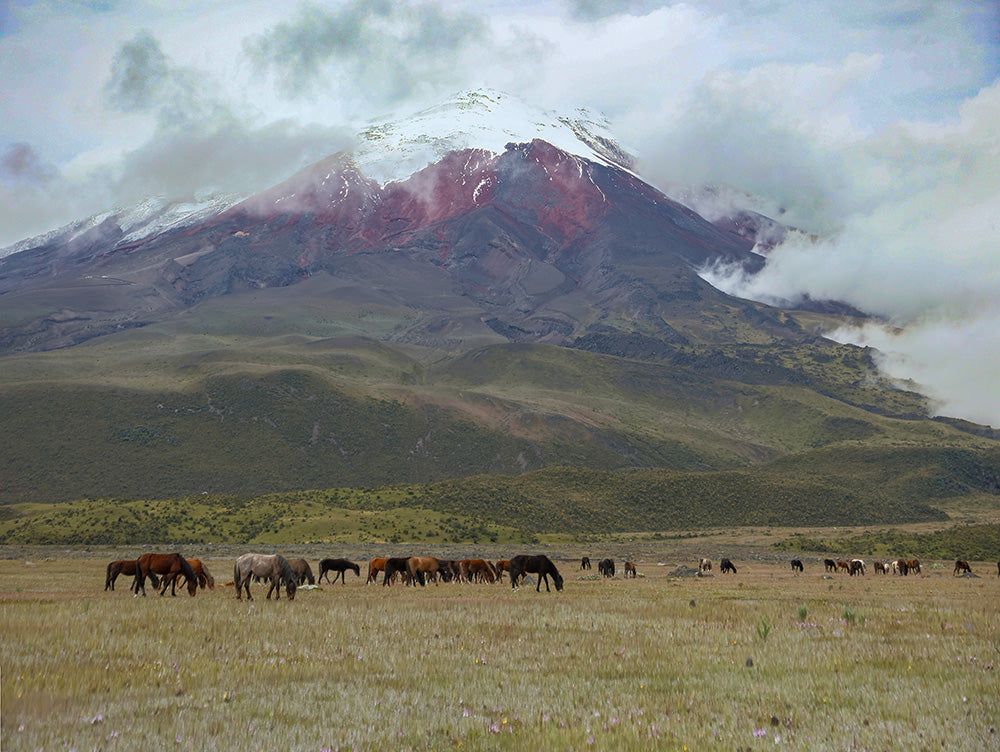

{"left": 353, "top": 88, "right": 634, "bottom": 185}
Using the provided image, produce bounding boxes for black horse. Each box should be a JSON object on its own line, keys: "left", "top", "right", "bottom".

{"left": 790, "top": 559, "right": 804, "bottom": 573}
{"left": 509, "top": 554, "right": 563, "bottom": 593}
{"left": 318, "top": 558, "right": 361, "bottom": 584}
{"left": 719, "top": 558, "right": 737, "bottom": 574}
{"left": 598, "top": 558, "right": 615, "bottom": 578}
{"left": 383, "top": 557, "right": 420, "bottom": 586}
{"left": 580, "top": 556, "right": 591, "bottom": 570}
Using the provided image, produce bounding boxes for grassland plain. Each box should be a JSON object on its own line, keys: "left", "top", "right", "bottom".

{"left": 1, "top": 546, "right": 998, "bottom": 751}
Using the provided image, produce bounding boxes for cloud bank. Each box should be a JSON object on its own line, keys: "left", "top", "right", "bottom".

{"left": 1, "top": 0, "right": 998, "bottom": 425}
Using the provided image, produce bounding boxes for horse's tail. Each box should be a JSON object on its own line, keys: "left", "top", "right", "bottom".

{"left": 105, "top": 561, "right": 114, "bottom": 590}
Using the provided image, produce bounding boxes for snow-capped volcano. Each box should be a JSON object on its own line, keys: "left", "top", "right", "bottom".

{"left": 353, "top": 89, "right": 635, "bottom": 185}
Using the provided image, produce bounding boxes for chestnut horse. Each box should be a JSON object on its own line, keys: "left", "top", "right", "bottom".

{"left": 509, "top": 554, "right": 563, "bottom": 592}
{"left": 133, "top": 553, "right": 197, "bottom": 597}
{"left": 495, "top": 560, "right": 510, "bottom": 583}
{"left": 624, "top": 561, "right": 637, "bottom": 578}
{"left": 319, "top": 558, "right": 361, "bottom": 584}
{"left": 409, "top": 557, "right": 456, "bottom": 585}
{"left": 186, "top": 558, "right": 215, "bottom": 589}
{"left": 367, "top": 558, "right": 388, "bottom": 584}
{"left": 457, "top": 559, "right": 496, "bottom": 583}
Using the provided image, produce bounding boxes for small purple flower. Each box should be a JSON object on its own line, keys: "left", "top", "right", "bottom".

{"left": 489, "top": 723, "right": 500, "bottom": 734}
{"left": 754, "top": 728, "right": 767, "bottom": 737}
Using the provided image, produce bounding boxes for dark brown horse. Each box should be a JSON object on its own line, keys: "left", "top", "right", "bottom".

{"left": 383, "top": 557, "right": 416, "bottom": 586}
{"left": 824, "top": 558, "right": 837, "bottom": 573}
{"left": 318, "top": 558, "right": 361, "bottom": 584}
{"left": 598, "top": 558, "right": 615, "bottom": 578}
{"left": 105, "top": 559, "right": 158, "bottom": 592}
{"left": 580, "top": 556, "right": 591, "bottom": 570}
{"left": 287, "top": 558, "right": 315, "bottom": 586}
{"left": 133, "top": 553, "right": 197, "bottom": 597}
{"left": 953, "top": 560, "right": 972, "bottom": 576}
{"left": 509, "top": 554, "right": 563, "bottom": 592}
{"left": 186, "top": 559, "right": 215, "bottom": 589}
{"left": 719, "top": 558, "right": 737, "bottom": 574}
{"left": 234, "top": 553, "right": 297, "bottom": 601}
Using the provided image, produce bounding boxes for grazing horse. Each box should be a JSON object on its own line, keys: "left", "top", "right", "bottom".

{"left": 367, "top": 558, "right": 388, "bottom": 584}
{"left": 581, "top": 556, "right": 592, "bottom": 570}
{"left": 186, "top": 559, "right": 215, "bottom": 589}
{"left": 133, "top": 553, "right": 197, "bottom": 597}
{"left": 409, "top": 557, "right": 456, "bottom": 585}
{"left": 234, "top": 553, "right": 297, "bottom": 601}
{"left": 873, "top": 561, "right": 887, "bottom": 574}
{"left": 893, "top": 559, "right": 909, "bottom": 576}
{"left": 824, "top": 559, "right": 837, "bottom": 573}
{"left": 509, "top": 554, "right": 563, "bottom": 592}
{"left": 624, "top": 561, "right": 637, "bottom": 578}
{"left": 719, "top": 558, "right": 737, "bottom": 574}
{"left": 383, "top": 557, "right": 417, "bottom": 586}
{"left": 457, "top": 559, "right": 497, "bottom": 583}
{"left": 699, "top": 558, "right": 712, "bottom": 573}
{"left": 495, "top": 560, "right": 510, "bottom": 583}
{"left": 849, "top": 559, "right": 865, "bottom": 576}
{"left": 790, "top": 559, "right": 804, "bottom": 573}
{"left": 105, "top": 560, "right": 157, "bottom": 592}
{"left": 907, "top": 559, "right": 921, "bottom": 575}
{"left": 598, "top": 558, "right": 615, "bottom": 578}
{"left": 953, "top": 560, "right": 972, "bottom": 576}
{"left": 319, "top": 558, "right": 361, "bottom": 584}
{"left": 287, "top": 558, "right": 315, "bottom": 586}
{"left": 836, "top": 560, "right": 851, "bottom": 574}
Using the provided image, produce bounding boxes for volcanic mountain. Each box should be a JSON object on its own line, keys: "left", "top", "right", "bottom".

{"left": 1, "top": 91, "right": 996, "bottom": 515}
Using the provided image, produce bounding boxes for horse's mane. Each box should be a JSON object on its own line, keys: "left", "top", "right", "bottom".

{"left": 176, "top": 553, "right": 196, "bottom": 584}
{"left": 276, "top": 555, "right": 296, "bottom": 585}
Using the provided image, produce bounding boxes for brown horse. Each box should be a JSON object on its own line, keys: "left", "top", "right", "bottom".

{"left": 873, "top": 561, "right": 887, "bottom": 574}
{"left": 367, "top": 557, "right": 388, "bottom": 584}
{"left": 383, "top": 557, "right": 416, "bottom": 586}
{"left": 953, "top": 560, "right": 972, "bottom": 576}
{"left": 509, "top": 554, "right": 563, "bottom": 592}
{"left": 907, "top": 559, "right": 921, "bottom": 574}
{"left": 457, "top": 559, "right": 496, "bottom": 583}
{"left": 319, "top": 558, "right": 361, "bottom": 584}
{"left": 234, "top": 553, "right": 297, "bottom": 601}
{"left": 133, "top": 553, "right": 197, "bottom": 597}
{"left": 495, "top": 560, "right": 510, "bottom": 583}
{"left": 624, "top": 561, "right": 637, "bottom": 578}
{"left": 849, "top": 559, "right": 865, "bottom": 576}
{"left": 105, "top": 559, "right": 158, "bottom": 592}
{"left": 580, "top": 557, "right": 591, "bottom": 570}
{"left": 408, "top": 557, "right": 455, "bottom": 585}
{"left": 719, "top": 558, "right": 737, "bottom": 574}
{"left": 824, "top": 558, "right": 837, "bottom": 573}
{"left": 287, "top": 558, "right": 315, "bottom": 586}
{"left": 699, "top": 558, "right": 712, "bottom": 573}
{"left": 186, "top": 559, "right": 215, "bottom": 589}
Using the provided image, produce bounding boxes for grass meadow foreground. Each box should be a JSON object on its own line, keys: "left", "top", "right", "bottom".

{"left": 1, "top": 549, "right": 998, "bottom": 751}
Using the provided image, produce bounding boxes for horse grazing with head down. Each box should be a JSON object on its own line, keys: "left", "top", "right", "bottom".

{"left": 598, "top": 558, "right": 615, "bottom": 578}
{"left": 699, "top": 558, "right": 712, "bottom": 573}
{"left": 495, "top": 560, "right": 510, "bottom": 583}
{"left": 287, "top": 558, "right": 315, "bottom": 586}
{"left": 186, "top": 559, "right": 215, "bottom": 589}
{"left": 105, "top": 559, "right": 157, "bottom": 592}
{"left": 953, "top": 560, "right": 972, "bottom": 576}
{"left": 319, "top": 558, "right": 361, "bottom": 584}
{"left": 624, "top": 561, "right": 637, "bottom": 578}
{"left": 580, "top": 557, "right": 591, "bottom": 570}
{"left": 133, "top": 553, "right": 197, "bottom": 597}
{"left": 719, "top": 558, "right": 737, "bottom": 574}
{"left": 383, "top": 557, "right": 417, "bottom": 586}
{"left": 234, "top": 553, "right": 297, "bottom": 601}
{"left": 849, "top": 559, "right": 865, "bottom": 576}
{"left": 790, "top": 559, "right": 804, "bottom": 574}
{"left": 509, "top": 554, "right": 563, "bottom": 592}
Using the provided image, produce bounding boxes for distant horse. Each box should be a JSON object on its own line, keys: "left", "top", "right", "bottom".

{"left": 105, "top": 559, "right": 157, "bottom": 592}
{"left": 699, "top": 558, "right": 712, "bottom": 573}
{"left": 383, "top": 557, "right": 416, "bottom": 586}
{"left": 624, "top": 561, "right": 637, "bottom": 578}
{"left": 509, "top": 554, "right": 563, "bottom": 592}
{"left": 907, "top": 559, "right": 921, "bottom": 575}
{"left": 133, "top": 553, "right": 197, "bottom": 597}
{"left": 234, "top": 553, "right": 297, "bottom": 601}
{"left": 598, "top": 558, "right": 615, "bottom": 578}
{"left": 953, "top": 560, "right": 972, "bottom": 576}
{"left": 824, "top": 559, "right": 837, "bottom": 573}
{"left": 580, "top": 557, "right": 592, "bottom": 570}
{"left": 495, "top": 560, "right": 510, "bottom": 583}
{"left": 873, "top": 561, "right": 887, "bottom": 574}
{"left": 186, "top": 559, "right": 215, "bottom": 589}
{"left": 790, "top": 559, "right": 804, "bottom": 574}
{"left": 997, "top": 561, "right": 1000, "bottom": 577}
{"left": 457, "top": 559, "right": 496, "bottom": 583}
{"left": 367, "top": 558, "right": 388, "bottom": 584}
{"left": 409, "top": 557, "right": 455, "bottom": 585}
{"left": 836, "top": 560, "right": 851, "bottom": 574}
{"left": 287, "top": 558, "right": 315, "bottom": 586}
{"left": 319, "top": 558, "right": 361, "bottom": 584}
{"left": 719, "top": 558, "right": 737, "bottom": 574}
{"left": 849, "top": 559, "right": 865, "bottom": 576}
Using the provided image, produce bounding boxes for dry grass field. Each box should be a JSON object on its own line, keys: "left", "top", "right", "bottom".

{"left": 1, "top": 545, "right": 998, "bottom": 751}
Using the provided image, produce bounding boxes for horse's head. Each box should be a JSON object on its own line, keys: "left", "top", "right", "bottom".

{"left": 186, "top": 576, "right": 198, "bottom": 596}
{"left": 286, "top": 580, "right": 297, "bottom": 601}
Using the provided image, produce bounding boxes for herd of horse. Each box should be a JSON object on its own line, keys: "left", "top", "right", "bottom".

{"left": 104, "top": 552, "right": 998, "bottom": 599}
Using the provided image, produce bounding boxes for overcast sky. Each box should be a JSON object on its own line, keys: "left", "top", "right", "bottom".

{"left": 2, "top": 0, "right": 999, "bottom": 425}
